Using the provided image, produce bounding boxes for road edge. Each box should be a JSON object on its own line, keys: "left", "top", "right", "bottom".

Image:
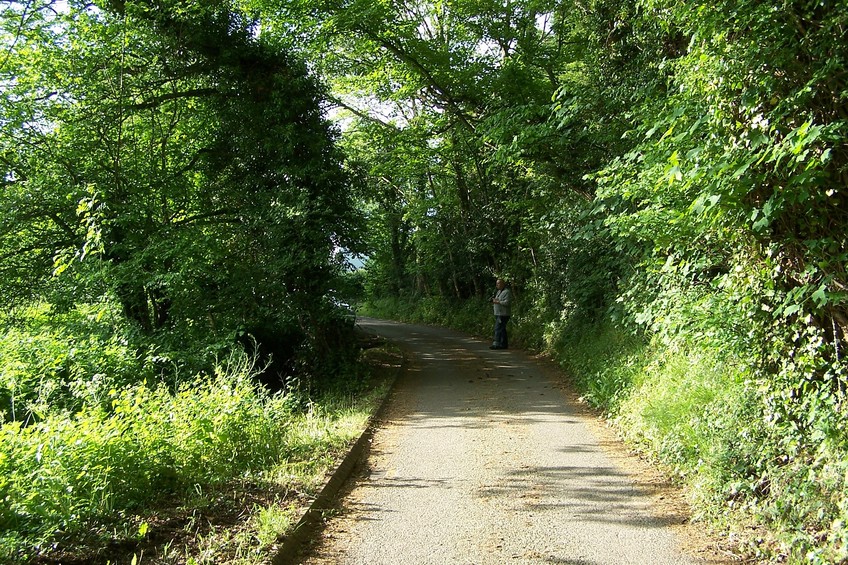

{"left": 271, "top": 337, "right": 405, "bottom": 565}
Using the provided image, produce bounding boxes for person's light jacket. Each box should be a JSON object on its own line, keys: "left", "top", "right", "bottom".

{"left": 493, "top": 288, "right": 511, "bottom": 317}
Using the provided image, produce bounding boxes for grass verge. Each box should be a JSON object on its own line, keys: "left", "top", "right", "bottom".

{"left": 1, "top": 339, "right": 400, "bottom": 565}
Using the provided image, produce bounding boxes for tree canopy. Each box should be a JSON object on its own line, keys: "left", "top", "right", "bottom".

{"left": 2, "top": 0, "right": 848, "bottom": 561}
{"left": 1, "top": 0, "right": 363, "bottom": 382}
{"left": 249, "top": 0, "right": 848, "bottom": 560}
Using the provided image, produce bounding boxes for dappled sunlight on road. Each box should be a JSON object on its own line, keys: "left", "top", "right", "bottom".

{"left": 305, "top": 318, "right": 701, "bottom": 565}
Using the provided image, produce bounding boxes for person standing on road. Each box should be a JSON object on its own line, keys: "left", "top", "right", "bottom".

{"left": 489, "top": 278, "right": 511, "bottom": 350}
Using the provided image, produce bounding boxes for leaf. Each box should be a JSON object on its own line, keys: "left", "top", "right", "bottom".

{"left": 752, "top": 215, "right": 770, "bottom": 232}
{"left": 749, "top": 130, "right": 768, "bottom": 150}
{"left": 811, "top": 285, "right": 827, "bottom": 307}
{"left": 732, "top": 156, "right": 757, "bottom": 179}
{"left": 659, "top": 123, "right": 676, "bottom": 142}
{"left": 783, "top": 304, "right": 801, "bottom": 317}
{"left": 820, "top": 148, "right": 832, "bottom": 163}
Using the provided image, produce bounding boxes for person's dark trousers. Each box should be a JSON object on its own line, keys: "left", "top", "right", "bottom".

{"left": 493, "top": 315, "right": 510, "bottom": 349}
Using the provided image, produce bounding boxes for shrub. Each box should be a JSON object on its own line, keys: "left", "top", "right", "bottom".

{"left": 0, "top": 303, "right": 148, "bottom": 424}
{"left": 0, "top": 352, "right": 290, "bottom": 559}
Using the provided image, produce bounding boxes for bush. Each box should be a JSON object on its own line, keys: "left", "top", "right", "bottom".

{"left": 0, "top": 303, "right": 149, "bottom": 424}
{"left": 0, "top": 352, "right": 290, "bottom": 560}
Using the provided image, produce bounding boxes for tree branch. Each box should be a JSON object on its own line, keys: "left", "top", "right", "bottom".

{"left": 328, "top": 96, "right": 398, "bottom": 130}
{"left": 128, "top": 88, "right": 219, "bottom": 110}
{"left": 364, "top": 31, "right": 478, "bottom": 133}
{"left": 171, "top": 208, "right": 239, "bottom": 226}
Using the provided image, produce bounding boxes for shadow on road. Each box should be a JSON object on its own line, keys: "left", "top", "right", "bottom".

{"left": 307, "top": 318, "right": 707, "bottom": 564}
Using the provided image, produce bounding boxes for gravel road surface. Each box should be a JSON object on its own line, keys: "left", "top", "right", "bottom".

{"left": 302, "top": 318, "right": 710, "bottom": 565}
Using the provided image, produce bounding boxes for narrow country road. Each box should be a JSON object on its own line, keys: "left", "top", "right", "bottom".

{"left": 302, "top": 318, "right": 720, "bottom": 565}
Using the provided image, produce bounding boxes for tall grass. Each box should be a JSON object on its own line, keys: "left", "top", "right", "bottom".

{"left": 547, "top": 319, "right": 648, "bottom": 414}
{"left": 0, "top": 350, "right": 378, "bottom": 563}
{"left": 1, "top": 355, "right": 268, "bottom": 553}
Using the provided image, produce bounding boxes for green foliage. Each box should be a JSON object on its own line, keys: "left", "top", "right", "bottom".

{"left": 0, "top": 0, "right": 364, "bottom": 389}
{"left": 0, "top": 348, "right": 376, "bottom": 562}
{"left": 579, "top": 3, "right": 848, "bottom": 556}
{"left": 0, "top": 4, "right": 372, "bottom": 560}
{"left": 0, "top": 303, "right": 149, "bottom": 424}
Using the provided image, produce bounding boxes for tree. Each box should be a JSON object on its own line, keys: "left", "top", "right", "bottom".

{"left": 0, "top": 0, "right": 363, "bottom": 378}
{"left": 251, "top": 0, "right": 620, "bottom": 300}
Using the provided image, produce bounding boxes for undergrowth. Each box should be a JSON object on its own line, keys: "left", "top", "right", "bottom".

{"left": 0, "top": 304, "right": 395, "bottom": 564}
{"left": 556, "top": 321, "right": 848, "bottom": 562}
{"left": 0, "top": 352, "right": 373, "bottom": 563}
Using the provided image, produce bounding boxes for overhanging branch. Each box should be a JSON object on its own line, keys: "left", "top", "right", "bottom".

{"left": 328, "top": 96, "right": 398, "bottom": 130}
{"left": 364, "top": 31, "right": 478, "bottom": 133}
{"left": 128, "top": 88, "right": 219, "bottom": 110}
